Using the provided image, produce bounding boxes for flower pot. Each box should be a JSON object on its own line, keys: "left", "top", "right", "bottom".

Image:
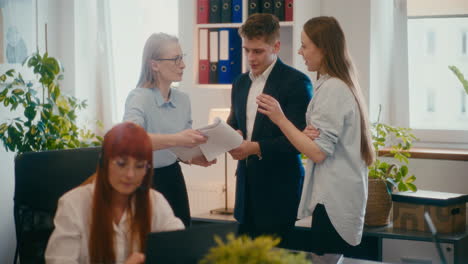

{"left": 365, "top": 178, "right": 392, "bottom": 227}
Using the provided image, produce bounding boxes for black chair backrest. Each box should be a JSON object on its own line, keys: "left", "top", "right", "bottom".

{"left": 13, "top": 147, "right": 100, "bottom": 264}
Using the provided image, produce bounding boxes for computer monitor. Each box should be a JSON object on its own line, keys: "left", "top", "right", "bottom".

{"left": 145, "top": 223, "right": 238, "bottom": 264}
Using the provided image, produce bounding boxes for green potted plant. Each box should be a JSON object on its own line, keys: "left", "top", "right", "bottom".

{"left": 200, "top": 234, "right": 310, "bottom": 264}
{"left": 365, "top": 106, "right": 418, "bottom": 226}
{"left": 0, "top": 52, "right": 102, "bottom": 154}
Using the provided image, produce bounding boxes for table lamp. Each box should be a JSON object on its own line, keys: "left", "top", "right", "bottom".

{"left": 208, "top": 108, "right": 234, "bottom": 215}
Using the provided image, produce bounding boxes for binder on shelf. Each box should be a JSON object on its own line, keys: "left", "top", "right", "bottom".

{"left": 273, "top": 0, "right": 284, "bottom": 21}
{"left": 209, "top": 29, "right": 219, "bottom": 84}
{"left": 218, "top": 29, "right": 230, "bottom": 84}
{"left": 285, "top": 0, "right": 293, "bottom": 21}
{"left": 262, "top": 0, "right": 274, "bottom": 14}
{"left": 228, "top": 28, "right": 242, "bottom": 82}
{"left": 198, "top": 29, "right": 210, "bottom": 84}
{"left": 209, "top": 0, "right": 221, "bottom": 23}
{"left": 248, "top": 0, "right": 260, "bottom": 17}
{"left": 218, "top": 28, "right": 241, "bottom": 84}
{"left": 232, "top": 0, "right": 242, "bottom": 23}
{"left": 197, "top": 0, "right": 209, "bottom": 24}
{"left": 221, "top": 0, "right": 232, "bottom": 23}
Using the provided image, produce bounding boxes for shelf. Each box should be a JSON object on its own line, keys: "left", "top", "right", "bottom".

{"left": 196, "top": 23, "right": 242, "bottom": 28}
{"left": 195, "top": 84, "right": 232, "bottom": 89}
{"left": 378, "top": 147, "right": 468, "bottom": 161}
{"left": 279, "top": 21, "right": 294, "bottom": 27}
{"left": 196, "top": 21, "right": 293, "bottom": 29}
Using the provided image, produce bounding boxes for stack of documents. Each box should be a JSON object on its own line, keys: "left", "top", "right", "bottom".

{"left": 170, "top": 118, "right": 243, "bottom": 162}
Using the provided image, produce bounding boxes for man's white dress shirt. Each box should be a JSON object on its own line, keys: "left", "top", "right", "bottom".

{"left": 245, "top": 57, "right": 277, "bottom": 140}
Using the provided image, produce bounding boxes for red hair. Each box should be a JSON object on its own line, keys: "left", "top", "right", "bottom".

{"left": 89, "top": 122, "right": 153, "bottom": 263}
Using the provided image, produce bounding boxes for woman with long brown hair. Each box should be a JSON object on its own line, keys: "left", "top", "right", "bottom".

{"left": 45, "top": 122, "right": 184, "bottom": 264}
{"left": 257, "top": 16, "right": 374, "bottom": 254}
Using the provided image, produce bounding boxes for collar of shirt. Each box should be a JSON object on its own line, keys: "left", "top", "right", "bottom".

{"left": 248, "top": 56, "right": 278, "bottom": 82}
{"left": 314, "top": 73, "right": 331, "bottom": 92}
{"left": 153, "top": 87, "right": 177, "bottom": 108}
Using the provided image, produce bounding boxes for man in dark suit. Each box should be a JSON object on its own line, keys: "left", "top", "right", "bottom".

{"left": 227, "top": 14, "right": 312, "bottom": 241}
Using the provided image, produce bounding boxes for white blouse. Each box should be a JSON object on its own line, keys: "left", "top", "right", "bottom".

{"left": 45, "top": 184, "right": 184, "bottom": 264}
{"left": 297, "top": 75, "right": 368, "bottom": 246}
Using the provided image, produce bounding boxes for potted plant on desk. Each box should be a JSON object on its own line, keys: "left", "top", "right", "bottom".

{"left": 365, "top": 107, "right": 418, "bottom": 227}
{"left": 200, "top": 234, "right": 310, "bottom": 264}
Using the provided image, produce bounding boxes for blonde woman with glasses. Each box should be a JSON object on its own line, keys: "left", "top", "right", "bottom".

{"left": 124, "top": 33, "right": 216, "bottom": 228}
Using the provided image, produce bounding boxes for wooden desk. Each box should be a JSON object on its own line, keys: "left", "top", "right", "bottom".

{"left": 192, "top": 213, "right": 468, "bottom": 263}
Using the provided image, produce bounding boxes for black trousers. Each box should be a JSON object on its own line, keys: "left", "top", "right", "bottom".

{"left": 309, "top": 204, "right": 352, "bottom": 254}
{"left": 237, "top": 186, "right": 294, "bottom": 246}
{"left": 153, "top": 162, "right": 191, "bottom": 227}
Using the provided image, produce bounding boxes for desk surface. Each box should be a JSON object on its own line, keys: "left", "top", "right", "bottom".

{"left": 193, "top": 212, "right": 468, "bottom": 243}
{"left": 193, "top": 213, "right": 386, "bottom": 264}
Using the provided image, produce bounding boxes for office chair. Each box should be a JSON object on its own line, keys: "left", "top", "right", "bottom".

{"left": 13, "top": 147, "right": 100, "bottom": 264}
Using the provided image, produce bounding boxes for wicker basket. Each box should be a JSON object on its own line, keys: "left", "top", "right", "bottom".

{"left": 365, "top": 178, "right": 393, "bottom": 226}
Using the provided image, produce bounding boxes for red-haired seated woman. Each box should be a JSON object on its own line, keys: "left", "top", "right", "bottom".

{"left": 45, "top": 122, "right": 184, "bottom": 264}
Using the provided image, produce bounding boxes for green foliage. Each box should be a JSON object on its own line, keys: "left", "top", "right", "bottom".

{"left": 368, "top": 106, "right": 418, "bottom": 192}
{"left": 449, "top": 65, "right": 468, "bottom": 95}
{"left": 200, "top": 234, "right": 310, "bottom": 264}
{"left": 0, "top": 52, "right": 102, "bottom": 154}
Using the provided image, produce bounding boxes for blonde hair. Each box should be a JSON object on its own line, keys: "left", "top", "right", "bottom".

{"left": 303, "top": 16, "right": 375, "bottom": 166}
{"left": 136, "top": 33, "right": 179, "bottom": 88}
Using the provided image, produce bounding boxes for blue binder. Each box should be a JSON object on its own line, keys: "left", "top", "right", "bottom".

{"left": 228, "top": 28, "right": 242, "bottom": 82}
{"left": 232, "top": 0, "right": 242, "bottom": 23}
{"left": 218, "top": 28, "right": 241, "bottom": 84}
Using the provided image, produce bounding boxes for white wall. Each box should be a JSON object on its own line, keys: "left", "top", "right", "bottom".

{"left": 320, "top": 0, "right": 372, "bottom": 104}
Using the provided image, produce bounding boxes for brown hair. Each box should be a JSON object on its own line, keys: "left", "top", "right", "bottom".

{"left": 238, "top": 13, "right": 280, "bottom": 44}
{"left": 89, "top": 122, "right": 153, "bottom": 263}
{"left": 303, "top": 16, "right": 375, "bottom": 166}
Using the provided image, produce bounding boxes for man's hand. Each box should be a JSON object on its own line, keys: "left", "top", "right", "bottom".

{"left": 303, "top": 125, "right": 320, "bottom": 140}
{"left": 229, "top": 141, "right": 260, "bottom": 160}
{"left": 125, "top": 252, "right": 145, "bottom": 264}
{"left": 190, "top": 155, "right": 217, "bottom": 167}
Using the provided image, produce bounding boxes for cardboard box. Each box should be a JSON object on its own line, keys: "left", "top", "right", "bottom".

{"left": 392, "top": 190, "right": 468, "bottom": 234}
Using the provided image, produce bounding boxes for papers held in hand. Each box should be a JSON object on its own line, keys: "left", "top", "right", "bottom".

{"left": 170, "top": 118, "right": 243, "bottom": 162}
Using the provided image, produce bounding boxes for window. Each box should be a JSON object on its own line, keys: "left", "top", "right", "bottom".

{"left": 461, "top": 90, "right": 467, "bottom": 114}
{"left": 402, "top": 0, "right": 468, "bottom": 146}
{"left": 462, "top": 31, "right": 468, "bottom": 56}
{"left": 425, "top": 31, "right": 436, "bottom": 56}
{"left": 407, "top": 16, "right": 468, "bottom": 133}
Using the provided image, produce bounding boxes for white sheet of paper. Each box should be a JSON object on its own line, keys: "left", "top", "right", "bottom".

{"left": 169, "top": 118, "right": 243, "bottom": 162}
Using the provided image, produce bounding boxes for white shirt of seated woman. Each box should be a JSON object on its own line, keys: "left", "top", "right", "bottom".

{"left": 45, "top": 122, "right": 184, "bottom": 264}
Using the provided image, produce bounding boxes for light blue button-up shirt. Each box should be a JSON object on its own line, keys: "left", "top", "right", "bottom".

{"left": 123, "top": 87, "right": 192, "bottom": 168}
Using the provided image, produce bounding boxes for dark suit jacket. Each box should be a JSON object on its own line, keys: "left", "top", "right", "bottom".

{"left": 227, "top": 59, "right": 312, "bottom": 229}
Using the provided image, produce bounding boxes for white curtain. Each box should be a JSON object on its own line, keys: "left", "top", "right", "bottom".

{"left": 74, "top": 0, "right": 115, "bottom": 132}
{"left": 369, "top": 0, "right": 409, "bottom": 125}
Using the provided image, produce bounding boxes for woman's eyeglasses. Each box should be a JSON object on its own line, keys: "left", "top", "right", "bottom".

{"left": 155, "top": 54, "right": 186, "bottom": 65}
